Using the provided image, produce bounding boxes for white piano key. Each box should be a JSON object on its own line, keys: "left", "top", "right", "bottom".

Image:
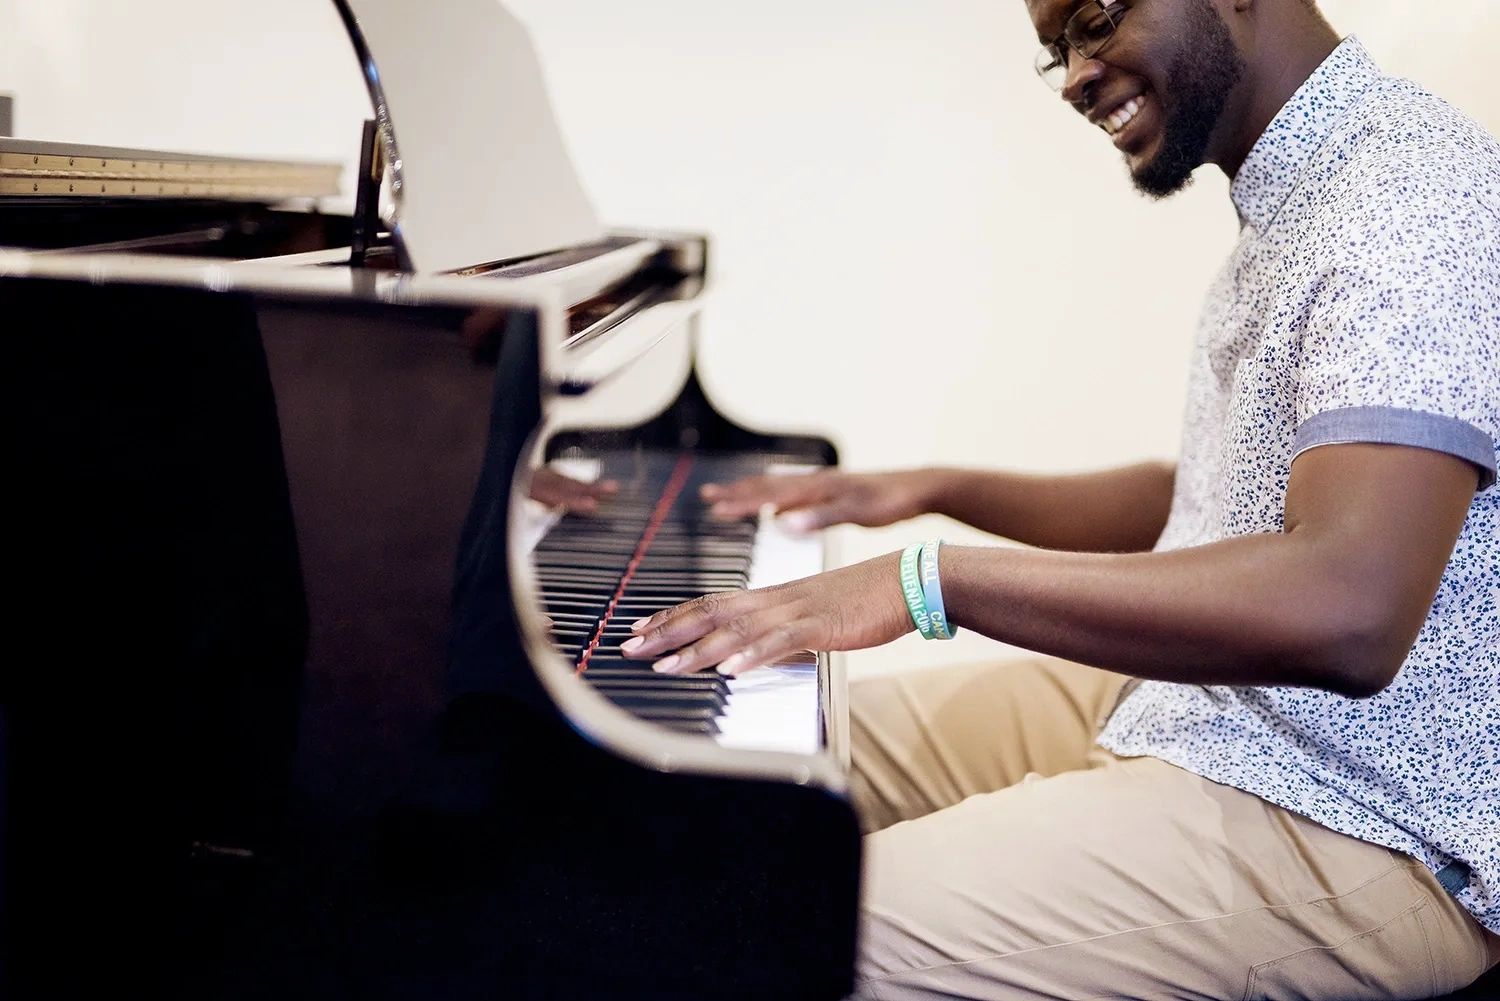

{"left": 716, "top": 490, "right": 826, "bottom": 754}
{"left": 716, "top": 662, "right": 821, "bottom": 754}
{"left": 744, "top": 463, "right": 825, "bottom": 593}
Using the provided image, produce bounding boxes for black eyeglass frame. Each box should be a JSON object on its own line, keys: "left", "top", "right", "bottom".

{"left": 1033, "top": 1, "right": 1132, "bottom": 90}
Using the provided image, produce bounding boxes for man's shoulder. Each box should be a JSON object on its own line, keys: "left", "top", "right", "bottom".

{"left": 1294, "top": 77, "right": 1500, "bottom": 262}
{"left": 1329, "top": 77, "right": 1500, "bottom": 202}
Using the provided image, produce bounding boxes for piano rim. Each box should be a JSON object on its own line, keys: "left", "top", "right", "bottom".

{"left": 0, "top": 231, "right": 689, "bottom": 341}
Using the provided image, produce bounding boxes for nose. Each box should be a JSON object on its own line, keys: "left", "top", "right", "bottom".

{"left": 1059, "top": 52, "right": 1106, "bottom": 109}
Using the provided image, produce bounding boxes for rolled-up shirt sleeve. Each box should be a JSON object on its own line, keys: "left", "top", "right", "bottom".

{"left": 1293, "top": 169, "right": 1500, "bottom": 491}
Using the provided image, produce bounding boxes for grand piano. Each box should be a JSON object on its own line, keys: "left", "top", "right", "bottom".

{"left": 1, "top": 2, "right": 859, "bottom": 998}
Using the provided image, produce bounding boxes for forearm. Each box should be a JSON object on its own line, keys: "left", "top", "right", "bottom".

{"left": 924, "top": 462, "right": 1176, "bottom": 553}
{"left": 633, "top": 445, "right": 1469, "bottom": 696}
{"left": 940, "top": 532, "right": 1409, "bottom": 696}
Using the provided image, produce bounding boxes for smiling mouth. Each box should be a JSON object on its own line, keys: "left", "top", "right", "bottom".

{"left": 1100, "top": 94, "right": 1148, "bottom": 137}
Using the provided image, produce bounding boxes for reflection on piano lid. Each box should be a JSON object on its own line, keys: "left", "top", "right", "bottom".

{"left": 1, "top": 2, "right": 860, "bottom": 999}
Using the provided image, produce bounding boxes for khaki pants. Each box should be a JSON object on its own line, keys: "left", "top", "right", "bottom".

{"left": 850, "top": 658, "right": 1500, "bottom": 1000}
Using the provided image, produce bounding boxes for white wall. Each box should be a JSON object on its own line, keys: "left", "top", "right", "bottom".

{"left": 2, "top": 2, "right": 1494, "bottom": 675}
{"left": 0, "top": 1, "right": 371, "bottom": 190}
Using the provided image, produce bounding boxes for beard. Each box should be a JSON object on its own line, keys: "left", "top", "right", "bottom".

{"left": 1131, "top": 0, "right": 1246, "bottom": 198}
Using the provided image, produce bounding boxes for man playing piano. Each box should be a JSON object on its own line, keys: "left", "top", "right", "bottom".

{"left": 624, "top": 0, "right": 1500, "bottom": 996}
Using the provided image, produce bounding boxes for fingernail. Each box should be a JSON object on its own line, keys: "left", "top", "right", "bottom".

{"left": 620, "top": 636, "right": 644, "bottom": 654}
{"left": 781, "top": 511, "right": 816, "bottom": 533}
{"left": 700, "top": 484, "right": 722, "bottom": 498}
{"left": 653, "top": 655, "right": 680, "bottom": 673}
{"left": 599, "top": 479, "right": 620, "bottom": 492}
{"left": 718, "top": 653, "right": 746, "bottom": 675}
{"left": 630, "top": 617, "right": 650, "bottom": 632}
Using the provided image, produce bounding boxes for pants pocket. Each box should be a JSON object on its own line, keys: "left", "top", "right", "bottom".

{"left": 1244, "top": 899, "right": 1435, "bottom": 1001}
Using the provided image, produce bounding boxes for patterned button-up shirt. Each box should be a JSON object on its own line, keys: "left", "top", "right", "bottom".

{"left": 1097, "top": 38, "right": 1500, "bottom": 934}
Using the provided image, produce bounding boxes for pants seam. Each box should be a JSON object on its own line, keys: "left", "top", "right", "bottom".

{"left": 1239, "top": 897, "right": 1431, "bottom": 1001}
{"left": 860, "top": 857, "right": 1406, "bottom": 989}
{"left": 1416, "top": 898, "right": 1437, "bottom": 998}
{"left": 1405, "top": 859, "right": 1489, "bottom": 988}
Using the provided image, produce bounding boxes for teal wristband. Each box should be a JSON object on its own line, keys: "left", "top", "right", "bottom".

{"left": 918, "top": 539, "right": 956, "bottom": 640}
{"left": 899, "top": 543, "right": 935, "bottom": 639}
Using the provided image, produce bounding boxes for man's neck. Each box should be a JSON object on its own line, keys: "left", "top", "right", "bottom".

{"left": 1214, "top": 18, "right": 1342, "bottom": 179}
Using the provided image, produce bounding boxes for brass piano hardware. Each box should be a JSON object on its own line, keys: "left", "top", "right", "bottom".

{"left": 0, "top": 138, "right": 341, "bottom": 201}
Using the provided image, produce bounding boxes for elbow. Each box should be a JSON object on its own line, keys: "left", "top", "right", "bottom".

{"left": 1264, "top": 575, "right": 1411, "bottom": 697}
{"left": 1321, "top": 659, "right": 1399, "bottom": 699}
{"left": 1307, "top": 600, "right": 1411, "bottom": 699}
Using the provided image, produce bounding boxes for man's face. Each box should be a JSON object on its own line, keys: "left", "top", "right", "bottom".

{"left": 1028, "top": 0, "right": 1246, "bottom": 197}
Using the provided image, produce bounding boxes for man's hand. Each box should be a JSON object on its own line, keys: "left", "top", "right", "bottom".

{"left": 528, "top": 467, "right": 619, "bottom": 514}
{"left": 627, "top": 443, "right": 1475, "bottom": 695}
{"left": 619, "top": 554, "right": 913, "bottom": 675}
{"left": 700, "top": 469, "right": 940, "bottom": 532}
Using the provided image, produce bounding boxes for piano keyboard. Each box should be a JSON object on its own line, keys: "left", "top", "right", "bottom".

{"left": 533, "top": 451, "right": 826, "bottom": 754}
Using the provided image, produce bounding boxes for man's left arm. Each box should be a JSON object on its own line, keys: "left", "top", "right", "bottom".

{"left": 937, "top": 442, "right": 1477, "bottom": 696}
{"left": 625, "top": 442, "right": 1478, "bottom": 697}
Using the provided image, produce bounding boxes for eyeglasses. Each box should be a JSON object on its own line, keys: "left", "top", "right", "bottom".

{"left": 1034, "top": 1, "right": 1132, "bottom": 91}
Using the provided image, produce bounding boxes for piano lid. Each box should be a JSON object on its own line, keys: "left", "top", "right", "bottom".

{"left": 333, "top": 0, "right": 604, "bottom": 274}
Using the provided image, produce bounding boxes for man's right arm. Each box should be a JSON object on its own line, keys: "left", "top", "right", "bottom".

{"left": 700, "top": 461, "right": 1176, "bottom": 554}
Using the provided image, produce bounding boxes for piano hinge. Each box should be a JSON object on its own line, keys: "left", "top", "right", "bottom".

{"left": 349, "top": 118, "right": 385, "bottom": 267}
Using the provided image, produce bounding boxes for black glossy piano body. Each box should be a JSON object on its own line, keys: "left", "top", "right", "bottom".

{"left": 2, "top": 209, "right": 859, "bottom": 998}
{"left": 0, "top": 2, "right": 866, "bottom": 994}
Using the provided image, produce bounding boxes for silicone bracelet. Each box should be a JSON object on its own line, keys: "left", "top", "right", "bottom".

{"left": 918, "top": 539, "right": 957, "bottom": 640}
{"left": 899, "top": 543, "right": 935, "bottom": 639}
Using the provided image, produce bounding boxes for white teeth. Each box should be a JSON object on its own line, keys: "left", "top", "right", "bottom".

{"left": 1102, "top": 95, "right": 1146, "bottom": 136}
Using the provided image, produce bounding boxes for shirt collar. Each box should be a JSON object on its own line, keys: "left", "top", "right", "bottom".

{"left": 1230, "top": 37, "right": 1382, "bottom": 231}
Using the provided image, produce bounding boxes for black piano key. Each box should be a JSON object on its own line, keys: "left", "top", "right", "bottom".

{"left": 582, "top": 657, "right": 731, "bottom": 683}
{"left": 598, "top": 693, "right": 720, "bottom": 718}
{"left": 543, "top": 613, "right": 600, "bottom": 626}
{"left": 650, "top": 718, "right": 720, "bottom": 736}
{"left": 577, "top": 655, "right": 674, "bottom": 671}
{"left": 591, "top": 685, "right": 726, "bottom": 707}
{"left": 549, "top": 626, "right": 594, "bottom": 637}
{"left": 588, "top": 681, "right": 728, "bottom": 709}
{"left": 534, "top": 554, "right": 634, "bottom": 570}
{"left": 587, "top": 681, "right": 728, "bottom": 701}
{"left": 611, "top": 583, "right": 742, "bottom": 598}
{"left": 581, "top": 669, "right": 729, "bottom": 693}
{"left": 630, "top": 713, "right": 722, "bottom": 733}
{"left": 548, "top": 621, "right": 595, "bottom": 633}
{"left": 623, "top": 580, "right": 748, "bottom": 593}
{"left": 542, "top": 592, "right": 618, "bottom": 604}
{"left": 536, "top": 574, "right": 621, "bottom": 586}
